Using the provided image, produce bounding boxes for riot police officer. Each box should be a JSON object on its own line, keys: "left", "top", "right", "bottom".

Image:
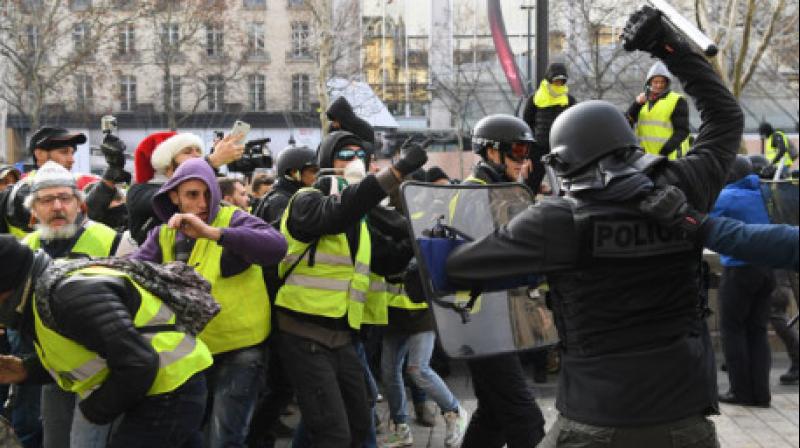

{"left": 445, "top": 6, "right": 743, "bottom": 446}
{"left": 453, "top": 114, "right": 546, "bottom": 448}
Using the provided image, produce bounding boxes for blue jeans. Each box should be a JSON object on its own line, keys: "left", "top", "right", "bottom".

{"left": 7, "top": 329, "right": 41, "bottom": 448}
{"left": 205, "top": 345, "right": 266, "bottom": 448}
{"left": 108, "top": 373, "right": 207, "bottom": 448}
{"left": 381, "top": 331, "right": 459, "bottom": 425}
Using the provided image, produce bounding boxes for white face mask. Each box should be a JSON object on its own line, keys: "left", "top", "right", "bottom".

{"left": 343, "top": 158, "right": 366, "bottom": 185}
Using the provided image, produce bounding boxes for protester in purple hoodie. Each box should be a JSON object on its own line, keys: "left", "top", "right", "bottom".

{"left": 131, "top": 158, "right": 286, "bottom": 447}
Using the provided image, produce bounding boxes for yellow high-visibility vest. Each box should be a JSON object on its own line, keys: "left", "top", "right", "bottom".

{"left": 276, "top": 188, "right": 371, "bottom": 330}
{"left": 33, "top": 266, "right": 212, "bottom": 397}
{"left": 23, "top": 221, "right": 117, "bottom": 257}
{"left": 158, "top": 205, "right": 270, "bottom": 354}
{"left": 636, "top": 91, "right": 690, "bottom": 159}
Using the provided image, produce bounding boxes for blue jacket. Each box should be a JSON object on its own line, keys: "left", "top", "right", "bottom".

{"left": 709, "top": 174, "right": 771, "bottom": 266}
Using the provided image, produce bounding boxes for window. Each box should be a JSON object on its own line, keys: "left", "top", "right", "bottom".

{"left": 247, "top": 22, "right": 265, "bottom": 55}
{"left": 291, "top": 21, "right": 310, "bottom": 58}
{"left": 117, "top": 23, "right": 135, "bottom": 55}
{"left": 72, "top": 22, "right": 89, "bottom": 53}
{"left": 243, "top": 0, "right": 266, "bottom": 8}
{"left": 165, "top": 76, "right": 181, "bottom": 111}
{"left": 207, "top": 75, "right": 224, "bottom": 111}
{"left": 160, "top": 23, "right": 180, "bottom": 52}
{"left": 248, "top": 74, "right": 266, "bottom": 111}
{"left": 75, "top": 75, "right": 93, "bottom": 109}
{"left": 113, "top": 0, "right": 137, "bottom": 8}
{"left": 205, "top": 23, "right": 224, "bottom": 57}
{"left": 119, "top": 75, "right": 137, "bottom": 111}
{"left": 26, "top": 25, "right": 39, "bottom": 53}
{"left": 287, "top": 0, "right": 303, "bottom": 7}
{"left": 291, "top": 73, "right": 309, "bottom": 111}
{"left": 69, "top": 0, "right": 91, "bottom": 11}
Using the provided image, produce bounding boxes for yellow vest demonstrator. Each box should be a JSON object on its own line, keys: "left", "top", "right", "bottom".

{"left": 276, "top": 188, "right": 371, "bottom": 330}
{"left": 33, "top": 266, "right": 212, "bottom": 397}
{"left": 636, "top": 91, "right": 690, "bottom": 159}
{"left": 23, "top": 221, "right": 117, "bottom": 257}
{"left": 765, "top": 131, "right": 793, "bottom": 168}
{"left": 158, "top": 205, "right": 270, "bottom": 354}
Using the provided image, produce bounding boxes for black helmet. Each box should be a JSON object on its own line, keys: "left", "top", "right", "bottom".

{"left": 276, "top": 144, "right": 317, "bottom": 177}
{"left": 545, "top": 100, "right": 639, "bottom": 177}
{"left": 316, "top": 131, "right": 367, "bottom": 169}
{"left": 748, "top": 154, "right": 770, "bottom": 179}
{"left": 758, "top": 122, "right": 774, "bottom": 138}
{"left": 727, "top": 155, "right": 754, "bottom": 184}
{"left": 471, "top": 114, "right": 534, "bottom": 156}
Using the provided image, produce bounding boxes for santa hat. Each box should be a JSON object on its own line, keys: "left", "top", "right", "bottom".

{"left": 150, "top": 133, "right": 205, "bottom": 177}
{"left": 134, "top": 131, "right": 177, "bottom": 183}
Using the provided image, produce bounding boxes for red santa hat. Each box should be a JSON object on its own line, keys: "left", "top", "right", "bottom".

{"left": 134, "top": 131, "right": 178, "bottom": 183}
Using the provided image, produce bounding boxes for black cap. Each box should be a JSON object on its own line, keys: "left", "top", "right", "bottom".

{"left": 0, "top": 235, "right": 33, "bottom": 293}
{"left": 28, "top": 127, "right": 87, "bottom": 155}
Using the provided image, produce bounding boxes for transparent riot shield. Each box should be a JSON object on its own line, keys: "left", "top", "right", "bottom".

{"left": 400, "top": 181, "right": 558, "bottom": 359}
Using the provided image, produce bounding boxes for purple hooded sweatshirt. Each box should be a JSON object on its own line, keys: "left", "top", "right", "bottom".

{"left": 131, "top": 158, "right": 287, "bottom": 273}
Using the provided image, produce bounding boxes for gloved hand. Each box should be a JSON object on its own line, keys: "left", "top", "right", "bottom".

{"left": 393, "top": 142, "right": 428, "bottom": 177}
{"left": 760, "top": 164, "right": 777, "bottom": 179}
{"left": 100, "top": 134, "right": 126, "bottom": 168}
{"left": 621, "top": 5, "right": 686, "bottom": 58}
{"left": 639, "top": 185, "right": 707, "bottom": 237}
{"left": 102, "top": 166, "right": 131, "bottom": 184}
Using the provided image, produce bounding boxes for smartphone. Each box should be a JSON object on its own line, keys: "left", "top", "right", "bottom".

{"left": 230, "top": 120, "right": 251, "bottom": 142}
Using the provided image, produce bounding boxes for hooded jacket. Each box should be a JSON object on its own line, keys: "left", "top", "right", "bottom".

{"left": 523, "top": 63, "right": 577, "bottom": 151}
{"left": 326, "top": 96, "right": 375, "bottom": 145}
{"left": 132, "top": 158, "right": 286, "bottom": 276}
{"left": 710, "top": 174, "right": 771, "bottom": 267}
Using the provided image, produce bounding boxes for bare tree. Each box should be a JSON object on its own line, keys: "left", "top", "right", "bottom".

{"left": 696, "top": 0, "right": 794, "bottom": 98}
{"left": 0, "top": 0, "right": 139, "bottom": 135}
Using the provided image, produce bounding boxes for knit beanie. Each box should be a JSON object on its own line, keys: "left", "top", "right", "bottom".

{"left": 134, "top": 131, "right": 178, "bottom": 183}
{"left": 150, "top": 133, "right": 205, "bottom": 176}
{"left": 0, "top": 235, "right": 34, "bottom": 293}
{"left": 30, "top": 161, "right": 76, "bottom": 193}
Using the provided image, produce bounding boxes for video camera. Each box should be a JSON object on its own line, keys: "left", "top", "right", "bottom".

{"left": 227, "top": 138, "right": 273, "bottom": 174}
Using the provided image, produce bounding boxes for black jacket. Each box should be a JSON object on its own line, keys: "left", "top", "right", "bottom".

{"left": 523, "top": 93, "right": 577, "bottom": 152}
{"left": 85, "top": 181, "right": 128, "bottom": 232}
{"left": 254, "top": 177, "right": 301, "bottom": 229}
{"left": 447, "top": 48, "right": 742, "bottom": 426}
{"left": 23, "top": 274, "right": 160, "bottom": 425}
{"left": 627, "top": 90, "right": 691, "bottom": 157}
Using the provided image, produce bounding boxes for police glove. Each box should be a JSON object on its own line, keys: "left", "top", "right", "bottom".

{"left": 393, "top": 143, "right": 428, "bottom": 177}
{"left": 621, "top": 5, "right": 687, "bottom": 58}
{"left": 639, "top": 185, "right": 707, "bottom": 237}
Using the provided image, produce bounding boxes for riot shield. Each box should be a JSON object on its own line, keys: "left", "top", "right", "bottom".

{"left": 760, "top": 179, "right": 800, "bottom": 326}
{"left": 400, "top": 181, "right": 558, "bottom": 359}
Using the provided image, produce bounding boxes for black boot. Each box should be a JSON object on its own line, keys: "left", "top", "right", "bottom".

{"left": 779, "top": 366, "right": 799, "bottom": 385}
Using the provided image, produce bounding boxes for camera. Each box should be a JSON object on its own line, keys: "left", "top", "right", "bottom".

{"left": 101, "top": 115, "right": 118, "bottom": 134}
{"left": 227, "top": 138, "right": 273, "bottom": 174}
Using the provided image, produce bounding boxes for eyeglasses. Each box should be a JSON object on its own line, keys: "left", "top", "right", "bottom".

{"left": 334, "top": 149, "right": 367, "bottom": 161}
{"left": 36, "top": 193, "right": 76, "bottom": 207}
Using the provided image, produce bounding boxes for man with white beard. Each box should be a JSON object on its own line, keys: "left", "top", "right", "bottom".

{"left": 20, "top": 160, "right": 119, "bottom": 448}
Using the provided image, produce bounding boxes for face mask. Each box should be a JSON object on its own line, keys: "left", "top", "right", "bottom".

{"left": 343, "top": 158, "right": 366, "bottom": 185}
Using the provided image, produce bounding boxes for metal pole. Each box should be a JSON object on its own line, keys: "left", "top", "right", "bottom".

{"left": 535, "top": 0, "right": 548, "bottom": 85}
{"left": 521, "top": 3, "right": 534, "bottom": 94}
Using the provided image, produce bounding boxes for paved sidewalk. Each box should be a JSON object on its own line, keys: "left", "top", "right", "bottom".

{"left": 274, "top": 353, "right": 799, "bottom": 448}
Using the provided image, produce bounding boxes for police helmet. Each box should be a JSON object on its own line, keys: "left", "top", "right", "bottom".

{"left": 545, "top": 100, "right": 640, "bottom": 178}
{"left": 471, "top": 114, "right": 535, "bottom": 158}
{"left": 276, "top": 144, "right": 317, "bottom": 177}
{"left": 727, "top": 155, "right": 753, "bottom": 184}
{"left": 316, "top": 131, "right": 368, "bottom": 169}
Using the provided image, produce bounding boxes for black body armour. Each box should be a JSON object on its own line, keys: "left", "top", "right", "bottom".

{"left": 544, "top": 198, "right": 717, "bottom": 427}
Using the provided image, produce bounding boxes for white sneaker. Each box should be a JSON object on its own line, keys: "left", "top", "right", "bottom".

{"left": 443, "top": 405, "right": 469, "bottom": 447}
{"left": 381, "top": 422, "right": 413, "bottom": 448}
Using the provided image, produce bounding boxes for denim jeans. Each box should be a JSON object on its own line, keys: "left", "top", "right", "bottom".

{"left": 205, "top": 345, "right": 266, "bottom": 448}
{"left": 7, "top": 329, "right": 41, "bottom": 448}
{"left": 107, "top": 373, "right": 207, "bottom": 448}
{"left": 381, "top": 331, "right": 459, "bottom": 425}
{"left": 70, "top": 399, "right": 112, "bottom": 448}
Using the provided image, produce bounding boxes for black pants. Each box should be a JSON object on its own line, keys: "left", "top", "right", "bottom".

{"left": 719, "top": 265, "right": 775, "bottom": 404}
{"left": 770, "top": 270, "right": 799, "bottom": 369}
{"left": 462, "top": 353, "right": 545, "bottom": 448}
{"left": 278, "top": 331, "right": 370, "bottom": 448}
{"left": 248, "top": 339, "right": 294, "bottom": 447}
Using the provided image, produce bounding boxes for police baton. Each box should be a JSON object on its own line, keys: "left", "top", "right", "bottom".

{"left": 647, "top": 0, "right": 718, "bottom": 57}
